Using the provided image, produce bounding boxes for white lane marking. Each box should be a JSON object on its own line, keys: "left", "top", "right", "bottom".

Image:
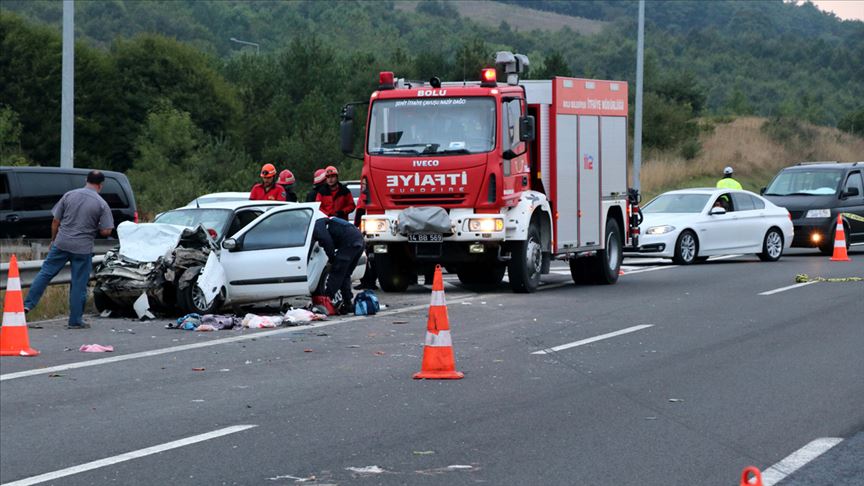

{"left": 758, "top": 281, "right": 819, "bottom": 296}
{"left": 623, "top": 265, "right": 678, "bottom": 275}
{"left": 532, "top": 324, "right": 654, "bottom": 355}
{"left": 0, "top": 425, "right": 257, "bottom": 486}
{"left": 707, "top": 254, "right": 742, "bottom": 261}
{"left": 760, "top": 437, "right": 843, "bottom": 486}
{"left": 1, "top": 296, "right": 475, "bottom": 382}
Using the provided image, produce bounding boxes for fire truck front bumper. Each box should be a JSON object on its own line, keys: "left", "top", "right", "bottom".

{"left": 361, "top": 210, "right": 507, "bottom": 254}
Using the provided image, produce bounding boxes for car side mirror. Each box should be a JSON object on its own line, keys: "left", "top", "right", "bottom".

{"left": 519, "top": 115, "right": 535, "bottom": 142}
{"left": 760, "top": 187, "right": 766, "bottom": 195}
{"left": 841, "top": 187, "right": 859, "bottom": 198}
{"left": 222, "top": 238, "right": 239, "bottom": 251}
{"left": 709, "top": 207, "right": 726, "bottom": 215}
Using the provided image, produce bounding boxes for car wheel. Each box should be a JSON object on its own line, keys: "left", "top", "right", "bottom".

{"left": 93, "top": 287, "right": 118, "bottom": 313}
{"left": 178, "top": 267, "right": 221, "bottom": 314}
{"left": 375, "top": 253, "right": 411, "bottom": 292}
{"left": 758, "top": 228, "right": 784, "bottom": 262}
{"left": 672, "top": 230, "right": 698, "bottom": 265}
{"left": 457, "top": 263, "right": 506, "bottom": 290}
{"left": 508, "top": 222, "right": 543, "bottom": 293}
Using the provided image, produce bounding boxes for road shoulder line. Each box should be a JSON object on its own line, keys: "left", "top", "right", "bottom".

{"left": 758, "top": 281, "right": 819, "bottom": 296}
{"left": 0, "top": 425, "right": 258, "bottom": 486}
{"left": 531, "top": 324, "right": 654, "bottom": 355}
{"left": 760, "top": 437, "right": 843, "bottom": 486}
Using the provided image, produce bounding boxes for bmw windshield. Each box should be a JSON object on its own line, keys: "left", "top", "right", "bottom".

{"left": 367, "top": 97, "right": 496, "bottom": 155}
{"left": 764, "top": 169, "right": 843, "bottom": 196}
{"left": 643, "top": 194, "right": 710, "bottom": 213}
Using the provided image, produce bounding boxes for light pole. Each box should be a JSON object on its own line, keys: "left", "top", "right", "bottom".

{"left": 60, "top": 0, "right": 74, "bottom": 168}
{"left": 229, "top": 37, "right": 260, "bottom": 55}
{"left": 632, "top": 0, "right": 645, "bottom": 192}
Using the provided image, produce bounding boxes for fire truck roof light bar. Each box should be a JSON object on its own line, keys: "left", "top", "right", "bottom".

{"left": 379, "top": 71, "right": 395, "bottom": 90}
{"left": 480, "top": 68, "right": 497, "bottom": 87}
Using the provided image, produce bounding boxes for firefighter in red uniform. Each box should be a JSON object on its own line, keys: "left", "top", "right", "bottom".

{"left": 315, "top": 166, "right": 355, "bottom": 220}
{"left": 277, "top": 169, "right": 298, "bottom": 202}
{"left": 249, "top": 163, "right": 287, "bottom": 201}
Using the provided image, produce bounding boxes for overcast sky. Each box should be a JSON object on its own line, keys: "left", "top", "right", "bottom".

{"left": 809, "top": 0, "right": 864, "bottom": 21}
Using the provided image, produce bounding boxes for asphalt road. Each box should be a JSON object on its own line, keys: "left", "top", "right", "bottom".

{"left": 2, "top": 248, "right": 863, "bottom": 485}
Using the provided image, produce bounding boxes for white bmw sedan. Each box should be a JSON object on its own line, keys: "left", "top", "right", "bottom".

{"left": 626, "top": 188, "right": 793, "bottom": 264}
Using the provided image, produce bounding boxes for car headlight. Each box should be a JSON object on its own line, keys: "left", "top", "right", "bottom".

{"left": 805, "top": 209, "right": 831, "bottom": 218}
{"left": 468, "top": 218, "right": 504, "bottom": 232}
{"left": 646, "top": 225, "right": 675, "bottom": 235}
{"left": 362, "top": 218, "right": 389, "bottom": 233}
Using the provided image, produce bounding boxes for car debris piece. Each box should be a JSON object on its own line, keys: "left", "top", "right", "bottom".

{"left": 79, "top": 344, "right": 114, "bottom": 353}
{"left": 133, "top": 293, "right": 155, "bottom": 320}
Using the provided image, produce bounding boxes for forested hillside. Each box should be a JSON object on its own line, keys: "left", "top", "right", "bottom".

{"left": 1, "top": 0, "right": 862, "bottom": 213}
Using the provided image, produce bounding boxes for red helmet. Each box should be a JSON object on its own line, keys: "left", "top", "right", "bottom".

{"left": 260, "top": 163, "right": 277, "bottom": 178}
{"left": 277, "top": 169, "right": 295, "bottom": 186}
{"left": 313, "top": 169, "right": 326, "bottom": 184}
{"left": 325, "top": 165, "right": 339, "bottom": 176}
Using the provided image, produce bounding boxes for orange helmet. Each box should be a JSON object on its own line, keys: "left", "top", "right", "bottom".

{"left": 325, "top": 165, "right": 339, "bottom": 176}
{"left": 277, "top": 169, "right": 295, "bottom": 186}
{"left": 313, "top": 169, "right": 327, "bottom": 184}
{"left": 260, "top": 163, "right": 277, "bottom": 178}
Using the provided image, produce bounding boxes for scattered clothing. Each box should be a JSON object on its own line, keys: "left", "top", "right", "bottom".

{"left": 79, "top": 344, "right": 114, "bottom": 353}
{"left": 353, "top": 290, "right": 380, "bottom": 316}
{"left": 200, "top": 314, "right": 240, "bottom": 330}
{"left": 241, "top": 313, "right": 281, "bottom": 328}
{"left": 168, "top": 313, "right": 201, "bottom": 330}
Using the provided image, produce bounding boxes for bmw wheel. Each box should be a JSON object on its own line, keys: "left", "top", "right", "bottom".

{"left": 672, "top": 230, "right": 698, "bottom": 265}
{"left": 758, "top": 228, "right": 784, "bottom": 262}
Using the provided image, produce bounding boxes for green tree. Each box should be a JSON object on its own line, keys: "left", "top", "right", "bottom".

{"left": 837, "top": 108, "right": 864, "bottom": 138}
{"left": 0, "top": 105, "right": 28, "bottom": 165}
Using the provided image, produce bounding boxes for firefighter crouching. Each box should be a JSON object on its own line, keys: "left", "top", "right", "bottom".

{"left": 314, "top": 165, "right": 356, "bottom": 220}
{"left": 312, "top": 217, "right": 364, "bottom": 315}
{"left": 250, "top": 163, "right": 287, "bottom": 201}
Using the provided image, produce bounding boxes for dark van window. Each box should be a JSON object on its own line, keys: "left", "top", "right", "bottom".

{"left": 14, "top": 173, "right": 72, "bottom": 210}
{"left": 0, "top": 173, "right": 10, "bottom": 210}
{"left": 101, "top": 178, "right": 129, "bottom": 208}
{"left": 844, "top": 171, "right": 863, "bottom": 196}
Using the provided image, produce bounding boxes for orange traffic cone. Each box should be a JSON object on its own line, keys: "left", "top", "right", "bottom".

{"left": 413, "top": 265, "right": 463, "bottom": 380}
{"left": 739, "top": 466, "right": 763, "bottom": 486}
{"left": 830, "top": 215, "right": 850, "bottom": 262}
{"left": 1, "top": 255, "right": 39, "bottom": 356}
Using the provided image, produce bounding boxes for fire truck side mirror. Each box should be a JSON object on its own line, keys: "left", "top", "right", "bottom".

{"left": 519, "top": 115, "right": 535, "bottom": 143}
{"left": 340, "top": 105, "right": 355, "bottom": 155}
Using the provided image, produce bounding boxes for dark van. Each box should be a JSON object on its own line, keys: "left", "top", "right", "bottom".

{"left": 0, "top": 166, "right": 138, "bottom": 238}
{"left": 762, "top": 161, "right": 864, "bottom": 254}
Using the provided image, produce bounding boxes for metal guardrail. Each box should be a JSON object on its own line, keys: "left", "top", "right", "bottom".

{"left": 1, "top": 256, "right": 105, "bottom": 290}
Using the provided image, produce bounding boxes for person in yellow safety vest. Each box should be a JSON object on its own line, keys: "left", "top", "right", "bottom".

{"left": 717, "top": 166, "right": 743, "bottom": 190}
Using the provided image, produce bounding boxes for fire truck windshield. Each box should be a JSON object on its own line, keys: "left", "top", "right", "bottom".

{"left": 367, "top": 97, "right": 496, "bottom": 156}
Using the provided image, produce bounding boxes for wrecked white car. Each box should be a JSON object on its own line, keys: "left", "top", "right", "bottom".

{"left": 94, "top": 202, "right": 361, "bottom": 315}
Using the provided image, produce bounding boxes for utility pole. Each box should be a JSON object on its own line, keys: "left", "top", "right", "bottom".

{"left": 60, "top": 0, "right": 74, "bottom": 168}
{"left": 632, "top": 0, "right": 645, "bottom": 192}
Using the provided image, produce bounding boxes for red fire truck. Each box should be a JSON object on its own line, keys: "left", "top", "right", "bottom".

{"left": 340, "top": 52, "right": 640, "bottom": 293}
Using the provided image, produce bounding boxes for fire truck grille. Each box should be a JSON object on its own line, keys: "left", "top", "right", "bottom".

{"left": 390, "top": 194, "right": 467, "bottom": 206}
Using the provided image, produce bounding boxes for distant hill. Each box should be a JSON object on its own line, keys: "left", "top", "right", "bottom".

{"left": 394, "top": 0, "right": 607, "bottom": 34}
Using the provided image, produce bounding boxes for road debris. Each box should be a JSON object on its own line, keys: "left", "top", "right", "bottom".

{"left": 412, "top": 450, "right": 435, "bottom": 455}
{"left": 192, "top": 367, "right": 205, "bottom": 372}
{"left": 79, "top": 344, "right": 114, "bottom": 353}
{"left": 345, "top": 466, "right": 386, "bottom": 474}
{"left": 668, "top": 398, "right": 684, "bottom": 403}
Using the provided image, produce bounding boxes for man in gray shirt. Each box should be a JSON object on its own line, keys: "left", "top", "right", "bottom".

{"left": 24, "top": 170, "right": 114, "bottom": 329}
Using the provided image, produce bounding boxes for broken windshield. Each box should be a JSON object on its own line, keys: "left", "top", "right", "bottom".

{"left": 367, "top": 97, "right": 496, "bottom": 155}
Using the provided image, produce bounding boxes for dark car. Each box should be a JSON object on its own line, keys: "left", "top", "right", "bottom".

{"left": 1, "top": 166, "right": 138, "bottom": 238}
{"left": 762, "top": 161, "right": 864, "bottom": 254}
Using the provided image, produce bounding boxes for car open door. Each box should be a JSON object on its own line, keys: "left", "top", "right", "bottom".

{"left": 220, "top": 207, "right": 318, "bottom": 304}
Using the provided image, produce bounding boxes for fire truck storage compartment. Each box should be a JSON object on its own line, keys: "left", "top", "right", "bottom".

{"left": 524, "top": 77, "right": 629, "bottom": 254}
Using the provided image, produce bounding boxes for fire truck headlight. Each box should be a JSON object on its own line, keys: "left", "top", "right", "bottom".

{"left": 468, "top": 218, "right": 504, "bottom": 232}
{"left": 363, "top": 218, "right": 389, "bottom": 233}
{"left": 646, "top": 225, "right": 675, "bottom": 235}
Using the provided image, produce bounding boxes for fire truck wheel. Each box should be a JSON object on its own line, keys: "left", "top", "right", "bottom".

{"left": 591, "top": 218, "right": 623, "bottom": 285}
{"left": 375, "top": 254, "right": 411, "bottom": 292}
{"left": 568, "top": 258, "right": 594, "bottom": 285}
{"left": 672, "top": 230, "right": 699, "bottom": 265}
{"left": 508, "top": 223, "right": 542, "bottom": 293}
{"left": 457, "top": 264, "right": 506, "bottom": 289}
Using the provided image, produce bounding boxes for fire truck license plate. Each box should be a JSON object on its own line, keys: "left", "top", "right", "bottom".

{"left": 408, "top": 233, "right": 443, "bottom": 243}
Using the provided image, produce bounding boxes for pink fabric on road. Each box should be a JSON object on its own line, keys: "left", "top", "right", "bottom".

{"left": 79, "top": 344, "right": 115, "bottom": 353}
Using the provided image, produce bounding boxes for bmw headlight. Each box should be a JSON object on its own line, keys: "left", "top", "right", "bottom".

{"left": 646, "top": 225, "right": 675, "bottom": 235}
{"left": 805, "top": 209, "right": 831, "bottom": 218}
